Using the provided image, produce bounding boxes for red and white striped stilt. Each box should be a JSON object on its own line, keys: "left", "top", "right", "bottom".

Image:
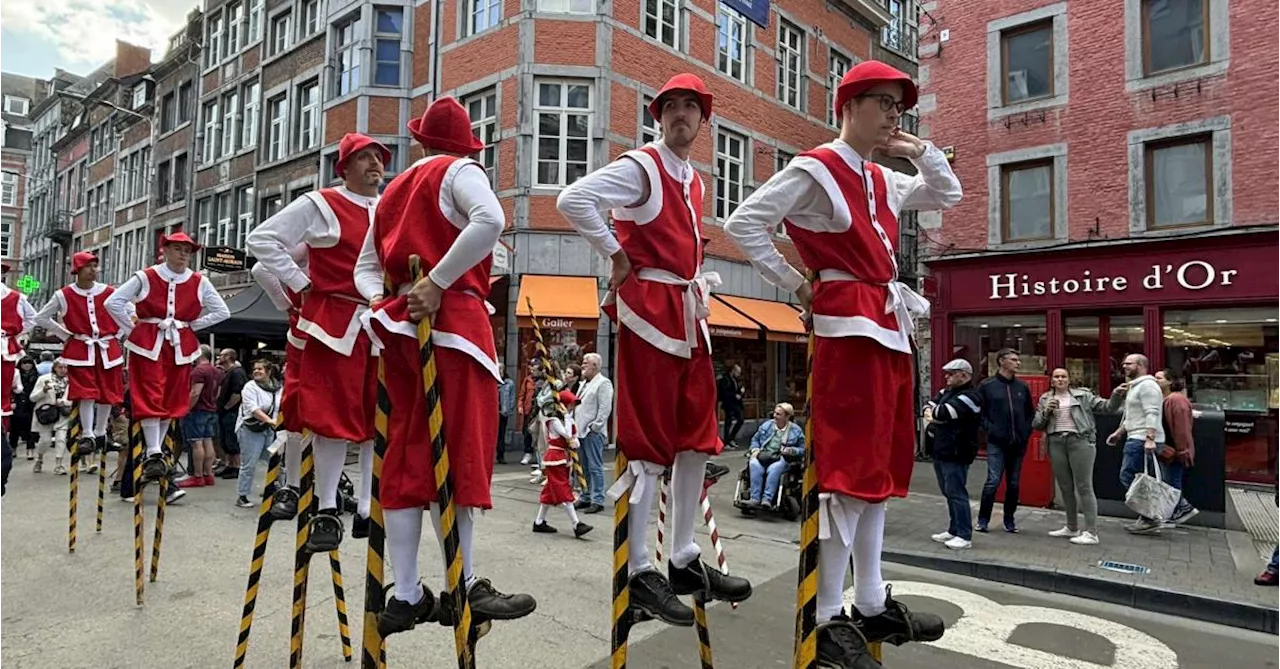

{"left": 656, "top": 473, "right": 669, "bottom": 564}
{"left": 699, "top": 484, "right": 738, "bottom": 609}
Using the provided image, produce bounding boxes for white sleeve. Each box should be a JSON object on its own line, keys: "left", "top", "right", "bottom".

{"left": 549, "top": 417, "right": 572, "bottom": 440}
{"left": 353, "top": 223, "right": 386, "bottom": 301}
{"left": 35, "top": 295, "right": 72, "bottom": 341}
{"left": 884, "top": 143, "right": 964, "bottom": 214}
{"left": 555, "top": 157, "right": 647, "bottom": 259}
{"left": 190, "top": 276, "right": 231, "bottom": 331}
{"left": 104, "top": 275, "right": 143, "bottom": 336}
{"left": 17, "top": 296, "right": 36, "bottom": 334}
{"left": 723, "top": 166, "right": 823, "bottom": 294}
{"left": 428, "top": 163, "right": 505, "bottom": 290}
{"left": 245, "top": 197, "right": 320, "bottom": 294}
{"left": 251, "top": 263, "right": 294, "bottom": 312}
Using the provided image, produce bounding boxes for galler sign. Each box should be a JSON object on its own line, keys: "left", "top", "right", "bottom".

{"left": 989, "top": 260, "right": 1239, "bottom": 301}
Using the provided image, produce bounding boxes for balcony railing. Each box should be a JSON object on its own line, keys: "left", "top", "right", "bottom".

{"left": 880, "top": 26, "right": 918, "bottom": 59}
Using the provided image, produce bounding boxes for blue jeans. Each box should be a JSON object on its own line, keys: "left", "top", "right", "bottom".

{"left": 934, "top": 459, "right": 972, "bottom": 540}
{"left": 236, "top": 427, "right": 277, "bottom": 499}
{"left": 1120, "top": 439, "right": 1192, "bottom": 519}
{"left": 978, "top": 443, "right": 1024, "bottom": 528}
{"left": 578, "top": 430, "right": 607, "bottom": 505}
{"left": 749, "top": 456, "right": 788, "bottom": 503}
{"left": 1269, "top": 547, "right": 1278, "bottom": 573}
{"left": 183, "top": 410, "right": 217, "bottom": 442}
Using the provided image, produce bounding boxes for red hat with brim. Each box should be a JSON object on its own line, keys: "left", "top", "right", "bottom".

{"left": 558, "top": 389, "right": 578, "bottom": 406}
{"left": 161, "top": 232, "right": 201, "bottom": 252}
{"left": 649, "top": 73, "right": 714, "bottom": 123}
{"left": 334, "top": 133, "right": 393, "bottom": 178}
{"left": 834, "top": 60, "right": 918, "bottom": 120}
{"left": 70, "top": 251, "right": 99, "bottom": 275}
{"left": 407, "top": 97, "right": 485, "bottom": 155}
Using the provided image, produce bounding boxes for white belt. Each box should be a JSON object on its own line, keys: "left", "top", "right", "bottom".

{"left": 138, "top": 317, "right": 190, "bottom": 347}
{"left": 606, "top": 459, "right": 667, "bottom": 504}
{"left": 74, "top": 333, "right": 115, "bottom": 352}
{"left": 816, "top": 269, "right": 930, "bottom": 334}
{"left": 635, "top": 267, "right": 723, "bottom": 350}
{"left": 392, "top": 283, "right": 497, "bottom": 315}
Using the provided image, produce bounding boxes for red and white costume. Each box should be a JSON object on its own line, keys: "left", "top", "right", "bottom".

{"left": 724, "top": 61, "right": 962, "bottom": 621}
{"left": 1, "top": 277, "right": 37, "bottom": 419}
{"left": 539, "top": 414, "right": 578, "bottom": 506}
{"left": 557, "top": 73, "right": 723, "bottom": 574}
{"left": 251, "top": 257, "right": 308, "bottom": 488}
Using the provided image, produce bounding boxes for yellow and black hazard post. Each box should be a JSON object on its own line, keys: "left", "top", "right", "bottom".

{"left": 131, "top": 419, "right": 145, "bottom": 606}
{"left": 233, "top": 440, "right": 285, "bottom": 668}
{"left": 523, "top": 297, "right": 589, "bottom": 493}
{"left": 96, "top": 438, "right": 107, "bottom": 533}
{"left": 288, "top": 434, "right": 316, "bottom": 669}
{"left": 409, "top": 255, "right": 475, "bottom": 669}
{"left": 361, "top": 347, "right": 391, "bottom": 669}
{"left": 608, "top": 445, "right": 634, "bottom": 668}
{"left": 150, "top": 423, "right": 175, "bottom": 583}
{"left": 329, "top": 550, "right": 354, "bottom": 661}
{"left": 68, "top": 404, "right": 82, "bottom": 553}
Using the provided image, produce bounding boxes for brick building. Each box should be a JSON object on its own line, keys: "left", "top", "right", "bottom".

{"left": 918, "top": 0, "right": 1279, "bottom": 484}
{"left": 1, "top": 73, "right": 48, "bottom": 285}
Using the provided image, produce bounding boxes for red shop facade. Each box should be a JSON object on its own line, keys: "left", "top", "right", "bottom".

{"left": 925, "top": 229, "right": 1279, "bottom": 485}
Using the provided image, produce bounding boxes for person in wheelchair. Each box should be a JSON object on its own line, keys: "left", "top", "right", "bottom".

{"left": 742, "top": 402, "right": 804, "bottom": 511}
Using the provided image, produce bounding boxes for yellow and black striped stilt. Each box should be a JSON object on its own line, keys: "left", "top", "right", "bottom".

{"left": 524, "top": 298, "right": 588, "bottom": 492}
{"left": 96, "top": 444, "right": 107, "bottom": 532}
{"left": 361, "top": 353, "right": 391, "bottom": 669}
{"left": 131, "top": 419, "right": 145, "bottom": 606}
{"left": 693, "top": 593, "right": 713, "bottom": 669}
{"left": 233, "top": 442, "right": 285, "bottom": 668}
{"left": 609, "top": 450, "right": 633, "bottom": 669}
{"left": 288, "top": 434, "right": 316, "bottom": 669}
{"left": 150, "top": 423, "right": 174, "bottom": 583}
{"left": 410, "top": 255, "right": 475, "bottom": 669}
{"left": 793, "top": 330, "right": 820, "bottom": 669}
{"left": 329, "top": 550, "right": 353, "bottom": 661}
{"left": 68, "top": 405, "right": 82, "bottom": 553}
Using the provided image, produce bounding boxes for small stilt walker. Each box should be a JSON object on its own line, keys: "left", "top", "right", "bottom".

{"left": 1, "top": 260, "right": 36, "bottom": 427}
{"left": 724, "top": 60, "right": 962, "bottom": 668}
{"left": 531, "top": 388, "right": 593, "bottom": 538}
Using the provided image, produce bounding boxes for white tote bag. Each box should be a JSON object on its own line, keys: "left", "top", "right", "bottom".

{"left": 1124, "top": 451, "right": 1181, "bottom": 521}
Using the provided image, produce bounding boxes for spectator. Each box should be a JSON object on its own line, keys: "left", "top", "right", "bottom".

{"left": 518, "top": 362, "right": 541, "bottom": 465}
{"left": 564, "top": 363, "right": 584, "bottom": 396}
{"left": 975, "top": 348, "right": 1035, "bottom": 533}
{"left": 180, "top": 346, "right": 222, "bottom": 488}
{"left": 1032, "top": 368, "right": 1108, "bottom": 545}
{"left": 1155, "top": 368, "right": 1198, "bottom": 526}
{"left": 717, "top": 364, "right": 745, "bottom": 449}
{"left": 573, "top": 352, "right": 613, "bottom": 513}
{"left": 1, "top": 432, "right": 10, "bottom": 496}
{"left": 217, "top": 348, "right": 248, "bottom": 478}
{"left": 235, "top": 359, "right": 284, "bottom": 508}
{"left": 496, "top": 366, "right": 515, "bottom": 464}
{"left": 925, "top": 359, "right": 983, "bottom": 549}
{"left": 11, "top": 356, "right": 39, "bottom": 460}
{"left": 30, "top": 360, "right": 73, "bottom": 474}
{"left": 743, "top": 402, "right": 804, "bottom": 510}
{"left": 36, "top": 351, "right": 55, "bottom": 376}
{"left": 1105, "top": 353, "right": 1167, "bottom": 535}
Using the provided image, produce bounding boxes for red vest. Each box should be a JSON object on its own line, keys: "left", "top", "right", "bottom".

{"left": 543, "top": 417, "right": 576, "bottom": 466}
{"left": 296, "top": 188, "right": 373, "bottom": 355}
{"left": 57, "top": 283, "right": 124, "bottom": 368}
{"left": 125, "top": 266, "right": 204, "bottom": 363}
{"left": 1, "top": 289, "right": 24, "bottom": 360}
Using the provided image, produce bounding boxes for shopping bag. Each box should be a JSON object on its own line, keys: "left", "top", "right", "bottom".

{"left": 1124, "top": 451, "right": 1181, "bottom": 520}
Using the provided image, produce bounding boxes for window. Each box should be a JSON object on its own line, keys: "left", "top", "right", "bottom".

{"left": 157, "top": 159, "right": 172, "bottom": 204}
{"left": 178, "top": 81, "right": 193, "bottom": 122}
{"left": 777, "top": 21, "right": 803, "bottom": 110}
{"left": 0, "top": 217, "right": 11, "bottom": 257}
{"left": 222, "top": 90, "right": 239, "bottom": 156}
{"left": 206, "top": 13, "right": 223, "bottom": 67}
{"left": 249, "top": 0, "right": 264, "bottom": 43}
{"left": 640, "top": 95, "right": 659, "bottom": 145}
{"left": 1145, "top": 135, "right": 1210, "bottom": 229}
{"left": 227, "top": 1, "right": 245, "bottom": 55}
{"left": 297, "top": 82, "right": 320, "bottom": 150}
{"left": 3, "top": 96, "right": 28, "bottom": 116}
{"left": 1001, "top": 21, "right": 1052, "bottom": 104}
{"left": 465, "top": 90, "right": 498, "bottom": 186}
{"left": 1142, "top": 0, "right": 1208, "bottom": 75}
{"left": 538, "top": 0, "right": 593, "bottom": 11}
{"left": 236, "top": 186, "right": 255, "bottom": 248}
{"left": 202, "top": 100, "right": 220, "bottom": 162}
{"left": 716, "top": 6, "right": 746, "bottom": 82}
{"left": 301, "top": 0, "right": 321, "bottom": 37}
{"left": 828, "top": 49, "right": 852, "bottom": 126}
{"left": 462, "top": 0, "right": 499, "bottom": 37}
{"left": 1, "top": 172, "right": 16, "bottom": 206}
{"left": 267, "top": 95, "right": 288, "bottom": 161}
{"left": 1000, "top": 160, "right": 1053, "bottom": 241}
{"left": 375, "top": 9, "right": 404, "bottom": 86}
{"left": 775, "top": 150, "right": 793, "bottom": 173}
{"left": 262, "top": 194, "right": 283, "bottom": 220}
{"left": 334, "top": 16, "right": 362, "bottom": 97}
{"left": 216, "top": 191, "right": 233, "bottom": 246}
{"left": 952, "top": 316, "right": 1048, "bottom": 381}
{"left": 242, "top": 81, "right": 261, "bottom": 148}
{"left": 131, "top": 84, "right": 148, "bottom": 110}
{"left": 195, "top": 198, "right": 212, "bottom": 265}
{"left": 882, "top": 0, "right": 918, "bottom": 56}
{"left": 271, "top": 11, "right": 293, "bottom": 56}
{"left": 644, "top": 0, "right": 679, "bottom": 48}
{"left": 160, "top": 92, "right": 177, "bottom": 132}
{"left": 173, "top": 154, "right": 188, "bottom": 201}
{"left": 534, "top": 81, "right": 592, "bottom": 187}
{"left": 715, "top": 130, "right": 745, "bottom": 220}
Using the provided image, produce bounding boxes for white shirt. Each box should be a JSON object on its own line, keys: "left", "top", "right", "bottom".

{"left": 573, "top": 373, "right": 614, "bottom": 438}
{"left": 353, "top": 158, "right": 505, "bottom": 300}
{"left": 103, "top": 263, "right": 230, "bottom": 337}
{"left": 245, "top": 185, "right": 379, "bottom": 295}
{"left": 251, "top": 262, "right": 294, "bottom": 313}
{"left": 723, "top": 140, "right": 963, "bottom": 294}
{"left": 34, "top": 282, "right": 128, "bottom": 341}
{"left": 555, "top": 141, "right": 695, "bottom": 260}
{"left": 237, "top": 378, "right": 283, "bottom": 433}
{"left": 1, "top": 284, "right": 37, "bottom": 334}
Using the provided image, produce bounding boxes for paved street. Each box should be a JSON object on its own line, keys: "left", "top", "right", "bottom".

{"left": 2, "top": 451, "right": 1277, "bottom": 668}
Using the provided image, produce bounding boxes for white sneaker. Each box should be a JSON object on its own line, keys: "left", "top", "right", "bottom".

{"left": 1070, "top": 531, "right": 1099, "bottom": 545}
{"left": 1048, "top": 526, "right": 1079, "bottom": 538}
{"left": 930, "top": 531, "right": 955, "bottom": 543}
{"left": 520, "top": 454, "right": 533, "bottom": 465}
{"left": 944, "top": 536, "right": 972, "bottom": 550}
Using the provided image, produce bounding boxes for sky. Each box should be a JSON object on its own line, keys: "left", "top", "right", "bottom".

{"left": 1, "top": 0, "right": 194, "bottom": 79}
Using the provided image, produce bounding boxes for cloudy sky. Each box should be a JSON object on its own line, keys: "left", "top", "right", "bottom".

{"left": 1, "top": 0, "right": 194, "bottom": 79}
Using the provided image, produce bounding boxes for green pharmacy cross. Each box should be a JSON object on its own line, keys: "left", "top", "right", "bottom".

{"left": 16, "top": 275, "right": 39, "bottom": 295}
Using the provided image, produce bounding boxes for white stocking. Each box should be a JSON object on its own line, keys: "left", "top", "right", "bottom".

{"left": 93, "top": 403, "right": 112, "bottom": 438}
{"left": 78, "top": 400, "right": 96, "bottom": 438}
{"left": 285, "top": 432, "right": 303, "bottom": 488}
{"left": 626, "top": 465, "right": 661, "bottom": 574}
{"left": 535, "top": 504, "right": 549, "bottom": 524}
{"left": 563, "top": 502, "right": 580, "bottom": 526}
{"left": 817, "top": 532, "right": 855, "bottom": 621}
{"left": 141, "top": 418, "right": 167, "bottom": 456}
{"left": 385, "top": 507, "right": 424, "bottom": 604}
{"left": 669, "top": 450, "right": 709, "bottom": 568}
{"left": 430, "top": 505, "right": 476, "bottom": 589}
{"left": 312, "top": 435, "right": 346, "bottom": 511}
{"left": 851, "top": 501, "right": 888, "bottom": 617}
{"left": 357, "top": 440, "right": 373, "bottom": 518}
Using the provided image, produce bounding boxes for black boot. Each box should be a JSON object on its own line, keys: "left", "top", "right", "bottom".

{"left": 532, "top": 521, "right": 557, "bottom": 534}
{"left": 816, "top": 614, "right": 882, "bottom": 669}
{"left": 304, "top": 508, "right": 344, "bottom": 553}
{"left": 377, "top": 582, "right": 437, "bottom": 637}
{"left": 628, "top": 570, "right": 694, "bottom": 627}
{"left": 95, "top": 435, "right": 108, "bottom": 454}
{"left": 668, "top": 559, "right": 752, "bottom": 603}
{"left": 852, "top": 585, "right": 945, "bottom": 646}
{"left": 141, "top": 453, "right": 168, "bottom": 483}
{"left": 74, "top": 437, "right": 96, "bottom": 464}
{"left": 269, "top": 486, "right": 300, "bottom": 521}
{"left": 435, "top": 578, "right": 537, "bottom": 626}
{"left": 573, "top": 522, "right": 593, "bottom": 538}
{"left": 351, "top": 513, "right": 370, "bottom": 539}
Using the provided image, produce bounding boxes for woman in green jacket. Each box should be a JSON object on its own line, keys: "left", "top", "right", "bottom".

{"left": 1032, "top": 368, "right": 1110, "bottom": 545}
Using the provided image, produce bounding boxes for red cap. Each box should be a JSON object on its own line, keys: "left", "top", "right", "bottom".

{"left": 407, "top": 97, "right": 485, "bottom": 155}
{"left": 70, "top": 251, "right": 99, "bottom": 275}
{"left": 649, "top": 73, "right": 713, "bottom": 123}
{"left": 334, "top": 133, "right": 392, "bottom": 178}
{"left": 558, "top": 389, "right": 578, "bottom": 406}
{"left": 834, "top": 60, "right": 918, "bottom": 121}
{"left": 161, "top": 232, "right": 201, "bottom": 252}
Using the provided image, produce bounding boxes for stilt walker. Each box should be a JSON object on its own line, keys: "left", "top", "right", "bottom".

{"left": 246, "top": 133, "right": 388, "bottom": 550}
{"left": 1, "top": 260, "right": 37, "bottom": 430}
{"left": 354, "top": 97, "right": 536, "bottom": 646}
{"left": 723, "top": 60, "right": 963, "bottom": 668}
{"left": 103, "top": 233, "right": 229, "bottom": 485}
{"left": 556, "top": 73, "right": 753, "bottom": 649}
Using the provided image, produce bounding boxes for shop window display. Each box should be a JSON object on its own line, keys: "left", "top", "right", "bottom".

{"left": 713, "top": 338, "right": 767, "bottom": 420}
{"left": 1065, "top": 316, "right": 1101, "bottom": 391}
{"left": 952, "top": 315, "right": 1048, "bottom": 382}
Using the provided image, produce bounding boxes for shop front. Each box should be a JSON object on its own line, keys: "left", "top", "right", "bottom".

{"left": 926, "top": 229, "right": 1279, "bottom": 484}
{"left": 513, "top": 274, "right": 601, "bottom": 381}
{"left": 715, "top": 295, "right": 809, "bottom": 418}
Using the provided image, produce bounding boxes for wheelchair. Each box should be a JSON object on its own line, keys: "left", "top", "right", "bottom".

{"left": 731, "top": 451, "right": 805, "bottom": 521}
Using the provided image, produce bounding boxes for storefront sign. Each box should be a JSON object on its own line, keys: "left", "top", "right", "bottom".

{"left": 204, "top": 246, "right": 248, "bottom": 273}
{"left": 988, "top": 260, "right": 1239, "bottom": 301}
{"left": 492, "top": 240, "right": 510, "bottom": 273}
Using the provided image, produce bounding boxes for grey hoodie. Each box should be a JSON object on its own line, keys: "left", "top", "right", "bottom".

{"left": 1111, "top": 375, "right": 1165, "bottom": 444}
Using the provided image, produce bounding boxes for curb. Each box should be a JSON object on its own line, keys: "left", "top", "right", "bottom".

{"left": 882, "top": 549, "right": 1279, "bottom": 635}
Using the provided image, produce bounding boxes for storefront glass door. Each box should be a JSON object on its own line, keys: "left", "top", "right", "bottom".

{"left": 952, "top": 315, "right": 1048, "bottom": 382}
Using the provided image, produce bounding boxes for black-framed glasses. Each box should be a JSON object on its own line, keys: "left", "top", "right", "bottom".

{"left": 855, "top": 93, "right": 908, "bottom": 114}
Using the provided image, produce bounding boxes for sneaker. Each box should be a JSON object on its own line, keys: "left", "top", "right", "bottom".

{"left": 352, "top": 514, "right": 371, "bottom": 539}
{"left": 573, "top": 499, "right": 592, "bottom": 510}
{"left": 816, "top": 614, "right": 881, "bottom": 669}
{"left": 33, "top": 459, "right": 43, "bottom": 473}
{"left": 1004, "top": 523, "right": 1019, "bottom": 534}
{"left": 532, "top": 521, "right": 558, "bottom": 534}
{"left": 236, "top": 495, "right": 255, "bottom": 508}
{"left": 628, "top": 570, "right": 694, "bottom": 627}
{"left": 269, "top": 486, "right": 300, "bottom": 521}
{"left": 852, "top": 585, "right": 946, "bottom": 646}
{"left": 743, "top": 499, "right": 761, "bottom": 510}
{"left": 1048, "top": 526, "right": 1079, "bottom": 538}
{"left": 930, "top": 531, "right": 954, "bottom": 543}
{"left": 584, "top": 503, "right": 604, "bottom": 514}
{"left": 203, "top": 475, "right": 216, "bottom": 486}
{"left": 1254, "top": 570, "right": 1279, "bottom": 586}
{"left": 520, "top": 454, "right": 532, "bottom": 465}
{"left": 975, "top": 521, "right": 988, "bottom": 533}
{"left": 304, "top": 508, "right": 345, "bottom": 553}
{"left": 573, "top": 522, "right": 593, "bottom": 538}
{"left": 944, "top": 536, "right": 972, "bottom": 550}
{"left": 459, "top": 578, "right": 537, "bottom": 623}
{"left": 166, "top": 487, "right": 187, "bottom": 505}
{"left": 668, "top": 559, "right": 752, "bottom": 604}
{"left": 55, "top": 464, "right": 68, "bottom": 476}
{"left": 218, "top": 468, "right": 240, "bottom": 480}
{"left": 142, "top": 454, "right": 168, "bottom": 483}
{"left": 1169, "top": 506, "right": 1199, "bottom": 526}
{"left": 1069, "top": 531, "right": 1099, "bottom": 545}
{"left": 177, "top": 476, "right": 206, "bottom": 489}
{"left": 377, "top": 582, "right": 437, "bottom": 637}
{"left": 26, "top": 449, "right": 34, "bottom": 460}
{"left": 1125, "top": 518, "right": 1162, "bottom": 535}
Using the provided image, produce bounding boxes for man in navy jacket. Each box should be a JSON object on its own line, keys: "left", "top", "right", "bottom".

{"left": 975, "top": 348, "right": 1035, "bottom": 533}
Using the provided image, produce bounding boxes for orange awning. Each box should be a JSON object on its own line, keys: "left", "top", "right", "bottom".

{"left": 515, "top": 275, "right": 600, "bottom": 330}
{"left": 718, "top": 295, "right": 807, "bottom": 344}
{"left": 707, "top": 296, "right": 761, "bottom": 340}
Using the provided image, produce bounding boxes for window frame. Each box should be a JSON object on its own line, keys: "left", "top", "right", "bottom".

{"left": 532, "top": 79, "right": 593, "bottom": 188}
{"left": 714, "top": 129, "right": 747, "bottom": 220}
{"left": 202, "top": 100, "right": 220, "bottom": 163}
{"left": 462, "top": 0, "right": 501, "bottom": 37}
{"left": 266, "top": 95, "right": 288, "bottom": 162}
{"left": 222, "top": 90, "right": 240, "bottom": 156}
{"left": 3, "top": 96, "right": 28, "bottom": 116}
{"left": 178, "top": 81, "right": 194, "bottom": 122}
{"left": 715, "top": 5, "right": 747, "bottom": 82}
{"left": 333, "top": 15, "right": 362, "bottom": 97}
{"left": 1, "top": 171, "right": 18, "bottom": 206}
{"left": 236, "top": 185, "right": 255, "bottom": 248}
{"left": 1140, "top": 0, "right": 1210, "bottom": 76}
{"left": 537, "top": 0, "right": 594, "bottom": 12}
{"left": 297, "top": 81, "right": 320, "bottom": 151}
{"left": 0, "top": 217, "right": 11, "bottom": 257}
{"left": 643, "top": 0, "right": 680, "bottom": 49}
{"left": 226, "top": 1, "right": 245, "bottom": 56}
{"left": 1000, "top": 20, "right": 1054, "bottom": 106}
{"left": 827, "top": 49, "right": 852, "bottom": 127}
{"left": 271, "top": 11, "right": 293, "bottom": 56}
{"left": 242, "top": 81, "right": 261, "bottom": 148}
{"left": 640, "top": 95, "right": 660, "bottom": 145}
{"left": 374, "top": 8, "right": 404, "bottom": 86}
{"left": 999, "top": 158, "right": 1055, "bottom": 243}
{"left": 1143, "top": 133, "right": 1213, "bottom": 230}
{"left": 464, "top": 89, "right": 499, "bottom": 186}
{"left": 159, "top": 92, "right": 177, "bottom": 132}
{"left": 301, "top": 0, "right": 321, "bottom": 38}
{"left": 248, "top": 0, "right": 264, "bottom": 43}
{"left": 776, "top": 20, "right": 804, "bottom": 111}
{"left": 206, "top": 12, "right": 224, "bottom": 68}
{"left": 172, "top": 154, "right": 188, "bottom": 201}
